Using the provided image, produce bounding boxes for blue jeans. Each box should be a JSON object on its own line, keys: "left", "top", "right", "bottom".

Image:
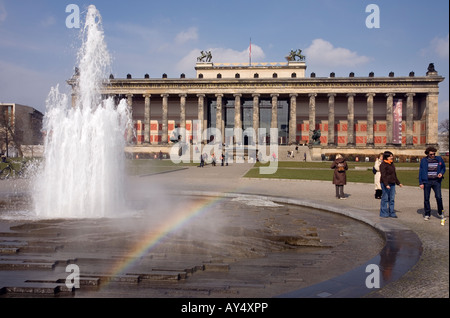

{"left": 423, "top": 179, "right": 444, "bottom": 217}
{"left": 380, "top": 183, "right": 396, "bottom": 217}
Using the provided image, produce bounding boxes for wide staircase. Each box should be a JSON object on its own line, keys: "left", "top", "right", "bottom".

{"left": 280, "top": 145, "right": 312, "bottom": 162}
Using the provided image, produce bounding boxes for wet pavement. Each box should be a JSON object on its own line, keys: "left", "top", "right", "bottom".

{"left": 0, "top": 161, "right": 448, "bottom": 298}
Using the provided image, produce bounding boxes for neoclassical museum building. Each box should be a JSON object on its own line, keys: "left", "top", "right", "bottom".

{"left": 69, "top": 57, "right": 444, "bottom": 159}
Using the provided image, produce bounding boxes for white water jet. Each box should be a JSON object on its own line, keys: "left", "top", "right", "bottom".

{"left": 33, "top": 5, "right": 131, "bottom": 218}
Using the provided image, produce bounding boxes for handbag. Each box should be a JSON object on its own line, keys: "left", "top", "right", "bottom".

{"left": 372, "top": 167, "right": 377, "bottom": 174}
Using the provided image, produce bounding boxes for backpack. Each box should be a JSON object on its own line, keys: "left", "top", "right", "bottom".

{"left": 337, "top": 162, "right": 345, "bottom": 172}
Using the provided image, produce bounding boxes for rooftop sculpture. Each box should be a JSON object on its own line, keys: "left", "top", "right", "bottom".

{"left": 197, "top": 50, "right": 212, "bottom": 62}
{"left": 286, "top": 49, "right": 305, "bottom": 62}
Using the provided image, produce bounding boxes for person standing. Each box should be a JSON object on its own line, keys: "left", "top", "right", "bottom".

{"left": 331, "top": 154, "right": 348, "bottom": 199}
{"left": 419, "top": 146, "right": 446, "bottom": 221}
{"left": 379, "top": 151, "right": 403, "bottom": 218}
{"left": 200, "top": 153, "right": 204, "bottom": 168}
{"left": 374, "top": 153, "right": 383, "bottom": 199}
{"left": 211, "top": 153, "right": 216, "bottom": 166}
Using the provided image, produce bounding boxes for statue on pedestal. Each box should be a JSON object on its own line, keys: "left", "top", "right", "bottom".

{"left": 311, "top": 129, "right": 321, "bottom": 145}
{"left": 426, "top": 63, "right": 437, "bottom": 76}
{"left": 286, "top": 49, "right": 305, "bottom": 62}
{"left": 197, "top": 50, "right": 212, "bottom": 62}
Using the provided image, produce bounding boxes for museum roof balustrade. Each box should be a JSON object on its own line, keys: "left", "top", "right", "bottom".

{"left": 67, "top": 63, "right": 444, "bottom": 92}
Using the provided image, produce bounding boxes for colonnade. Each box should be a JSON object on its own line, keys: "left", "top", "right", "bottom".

{"left": 122, "top": 90, "right": 438, "bottom": 147}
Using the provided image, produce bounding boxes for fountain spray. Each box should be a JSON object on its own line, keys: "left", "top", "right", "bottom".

{"left": 33, "top": 5, "right": 131, "bottom": 218}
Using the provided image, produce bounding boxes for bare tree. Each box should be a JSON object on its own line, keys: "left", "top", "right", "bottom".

{"left": 0, "top": 108, "right": 24, "bottom": 158}
{"left": 439, "top": 118, "right": 449, "bottom": 150}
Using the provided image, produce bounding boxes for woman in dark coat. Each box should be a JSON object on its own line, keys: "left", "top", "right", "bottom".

{"left": 331, "top": 154, "right": 348, "bottom": 199}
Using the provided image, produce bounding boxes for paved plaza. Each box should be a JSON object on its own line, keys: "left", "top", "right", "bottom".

{"left": 138, "top": 161, "right": 449, "bottom": 298}
{"left": 0, "top": 161, "right": 448, "bottom": 298}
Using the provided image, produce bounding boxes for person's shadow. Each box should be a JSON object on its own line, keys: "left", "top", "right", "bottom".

{"left": 416, "top": 208, "right": 441, "bottom": 219}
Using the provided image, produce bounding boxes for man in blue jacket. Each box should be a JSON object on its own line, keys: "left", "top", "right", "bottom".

{"left": 419, "top": 146, "right": 446, "bottom": 220}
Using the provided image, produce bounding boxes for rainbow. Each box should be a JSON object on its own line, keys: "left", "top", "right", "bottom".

{"left": 99, "top": 194, "right": 226, "bottom": 288}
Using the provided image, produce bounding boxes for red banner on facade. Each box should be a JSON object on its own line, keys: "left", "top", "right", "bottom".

{"left": 393, "top": 99, "right": 403, "bottom": 144}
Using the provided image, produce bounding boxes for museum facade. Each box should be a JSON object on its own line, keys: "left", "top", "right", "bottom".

{"left": 68, "top": 60, "right": 445, "bottom": 158}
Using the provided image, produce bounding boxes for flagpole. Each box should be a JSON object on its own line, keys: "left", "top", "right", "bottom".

{"left": 249, "top": 37, "right": 252, "bottom": 66}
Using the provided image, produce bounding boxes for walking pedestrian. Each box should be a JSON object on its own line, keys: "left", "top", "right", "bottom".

{"left": 200, "top": 153, "right": 204, "bottom": 167}
{"left": 374, "top": 153, "right": 383, "bottom": 199}
{"left": 331, "top": 154, "right": 348, "bottom": 199}
{"left": 419, "top": 146, "right": 446, "bottom": 221}
{"left": 379, "top": 151, "right": 403, "bottom": 218}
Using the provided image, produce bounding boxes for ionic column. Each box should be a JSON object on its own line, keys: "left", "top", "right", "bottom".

{"left": 126, "top": 94, "right": 134, "bottom": 144}
{"left": 143, "top": 94, "right": 151, "bottom": 144}
{"left": 215, "top": 94, "right": 223, "bottom": 142}
{"left": 161, "top": 94, "right": 169, "bottom": 144}
{"left": 386, "top": 93, "right": 395, "bottom": 146}
{"left": 234, "top": 94, "right": 242, "bottom": 144}
{"left": 405, "top": 93, "right": 415, "bottom": 146}
{"left": 271, "top": 94, "right": 279, "bottom": 130}
{"left": 252, "top": 94, "right": 260, "bottom": 143}
{"left": 327, "top": 93, "right": 336, "bottom": 146}
{"left": 366, "top": 93, "right": 376, "bottom": 146}
{"left": 308, "top": 93, "right": 317, "bottom": 144}
{"left": 426, "top": 92, "right": 439, "bottom": 146}
{"left": 347, "top": 93, "right": 356, "bottom": 146}
{"left": 179, "top": 93, "right": 187, "bottom": 142}
{"left": 197, "top": 94, "right": 205, "bottom": 132}
{"left": 289, "top": 94, "right": 298, "bottom": 145}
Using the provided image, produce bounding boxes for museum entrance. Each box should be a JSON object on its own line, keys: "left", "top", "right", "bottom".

{"left": 207, "top": 95, "right": 289, "bottom": 145}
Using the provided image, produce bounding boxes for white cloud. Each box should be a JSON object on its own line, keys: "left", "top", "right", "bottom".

{"left": 175, "top": 27, "right": 198, "bottom": 45}
{"left": 176, "top": 44, "right": 266, "bottom": 74}
{"left": 114, "top": 23, "right": 160, "bottom": 43}
{"left": 213, "top": 44, "right": 265, "bottom": 63}
{"left": 0, "top": 1, "right": 6, "bottom": 23}
{"left": 0, "top": 60, "right": 64, "bottom": 112}
{"left": 304, "top": 38, "right": 371, "bottom": 67}
{"left": 41, "top": 16, "right": 56, "bottom": 27}
{"left": 439, "top": 99, "right": 449, "bottom": 122}
{"left": 176, "top": 49, "right": 199, "bottom": 74}
{"left": 431, "top": 34, "right": 449, "bottom": 59}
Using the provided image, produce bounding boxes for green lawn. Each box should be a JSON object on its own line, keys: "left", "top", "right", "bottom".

{"left": 126, "top": 159, "right": 197, "bottom": 176}
{"left": 244, "top": 161, "right": 449, "bottom": 189}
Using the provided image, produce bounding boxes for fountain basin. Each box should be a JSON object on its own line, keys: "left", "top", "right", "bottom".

{"left": 0, "top": 192, "right": 386, "bottom": 297}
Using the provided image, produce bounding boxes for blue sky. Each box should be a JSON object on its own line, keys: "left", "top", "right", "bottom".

{"left": 0, "top": 0, "right": 448, "bottom": 122}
